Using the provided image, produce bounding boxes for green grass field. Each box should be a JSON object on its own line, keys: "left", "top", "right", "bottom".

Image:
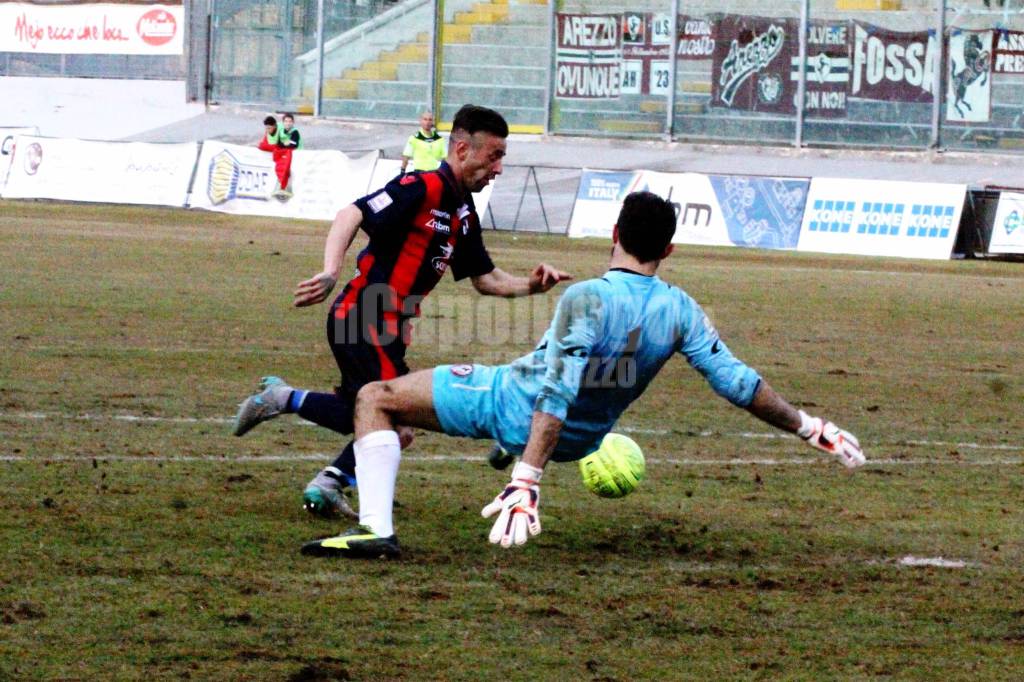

{"left": 1, "top": 201, "right": 1022, "bottom": 680}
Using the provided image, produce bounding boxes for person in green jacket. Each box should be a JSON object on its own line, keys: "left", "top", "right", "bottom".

{"left": 400, "top": 111, "right": 446, "bottom": 173}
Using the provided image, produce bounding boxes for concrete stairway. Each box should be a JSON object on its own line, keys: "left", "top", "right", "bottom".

{"left": 317, "top": 0, "right": 550, "bottom": 130}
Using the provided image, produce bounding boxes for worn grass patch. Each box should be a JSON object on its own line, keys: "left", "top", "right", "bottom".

{"left": 1, "top": 201, "right": 1022, "bottom": 679}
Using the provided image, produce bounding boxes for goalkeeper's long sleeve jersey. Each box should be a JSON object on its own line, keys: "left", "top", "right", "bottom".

{"left": 492, "top": 268, "right": 762, "bottom": 461}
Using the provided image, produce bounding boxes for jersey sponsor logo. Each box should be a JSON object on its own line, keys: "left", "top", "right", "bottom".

{"left": 426, "top": 218, "right": 450, "bottom": 234}
{"left": 450, "top": 364, "right": 474, "bottom": 377}
{"left": 367, "top": 191, "right": 393, "bottom": 213}
{"left": 432, "top": 243, "right": 454, "bottom": 274}
{"left": 430, "top": 208, "right": 451, "bottom": 220}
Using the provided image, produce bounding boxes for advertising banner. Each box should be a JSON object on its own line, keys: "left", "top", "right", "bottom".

{"left": 189, "top": 142, "right": 378, "bottom": 221}
{"left": 798, "top": 178, "right": 965, "bottom": 260}
{"left": 713, "top": 15, "right": 799, "bottom": 113}
{"left": 0, "top": 3, "right": 184, "bottom": 55}
{"left": 946, "top": 30, "right": 992, "bottom": 123}
{"left": 568, "top": 169, "right": 808, "bottom": 251}
{"left": 1, "top": 135, "right": 196, "bottom": 206}
{"left": 792, "top": 21, "right": 850, "bottom": 118}
{"left": 707, "top": 174, "right": 808, "bottom": 249}
{"left": 989, "top": 191, "right": 1024, "bottom": 255}
{"left": 368, "top": 158, "right": 495, "bottom": 220}
{"left": 993, "top": 29, "right": 1024, "bottom": 75}
{"left": 555, "top": 13, "right": 622, "bottom": 100}
{"left": 676, "top": 17, "right": 715, "bottom": 60}
{"left": 850, "top": 23, "right": 938, "bottom": 103}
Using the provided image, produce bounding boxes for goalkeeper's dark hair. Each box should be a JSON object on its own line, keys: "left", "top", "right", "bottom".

{"left": 616, "top": 191, "right": 678, "bottom": 263}
{"left": 263, "top": 115, "right": 277, "bottom": 126}
{"left": 451, "top": 104, "right": 509, "bottom": 139}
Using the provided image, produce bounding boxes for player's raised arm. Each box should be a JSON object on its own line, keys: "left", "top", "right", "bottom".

{"left": 293, "top": 204, "right": 362, "bottom": 307}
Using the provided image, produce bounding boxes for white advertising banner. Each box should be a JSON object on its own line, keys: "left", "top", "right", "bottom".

{"left": 368, "top": 157, "right": 496, "bottom": 221}
{"left": 798, "top": 178, "right": 965, "bottom": 259}
{"left": 569, "top": 169, "right": 808, "bottom": 250}
{"left": 1, "top": 135, "right": 196, "bottom": 206}
{"left": 989, "top": 191, "right": 1024, "bottom": 254}
{"left": 0, "top": 3, "right": 184, "bottom": 55}
{"left": 189, "top": 141, "right": 378, "bottom": 221}
{"left": 569, "top": 169, "right": 731, "bottom": 245}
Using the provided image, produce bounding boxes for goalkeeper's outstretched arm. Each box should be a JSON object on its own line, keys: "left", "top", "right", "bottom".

{"left": 745, "top": 381, "right": 866, "bottom": 469}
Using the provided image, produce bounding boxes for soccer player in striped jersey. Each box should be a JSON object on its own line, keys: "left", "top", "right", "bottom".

{"left": 232, "top": 105, "right": 571, "bottom": 518}
{"left": 300, "top": 191, "right": 865, "bottom": 559}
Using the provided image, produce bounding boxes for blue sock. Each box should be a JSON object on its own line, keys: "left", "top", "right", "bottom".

{"left": 330, "top": 441, "right": 357, "bottom": 481}
{"left": 287, "top": 389, "right": 307, "bottom": 413}
{"left": 295, "top": 391, "right": 354, "bottom": 435}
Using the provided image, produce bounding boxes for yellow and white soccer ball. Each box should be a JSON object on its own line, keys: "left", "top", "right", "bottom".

{"left": 579, "top": 433, "right": 645, "bottom": 499}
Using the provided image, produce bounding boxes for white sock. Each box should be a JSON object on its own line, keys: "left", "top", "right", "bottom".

{"left": 354, "top": 430, "right": 401, "bottom": 537}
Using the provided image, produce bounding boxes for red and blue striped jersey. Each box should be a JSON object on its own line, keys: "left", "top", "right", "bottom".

{"left": 334, "top": 162, "right": 494, "bottom": 327}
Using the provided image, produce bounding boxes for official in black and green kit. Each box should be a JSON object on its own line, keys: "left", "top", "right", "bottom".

{"left": 400, "top": 111, "right": 446, "bottom": 173}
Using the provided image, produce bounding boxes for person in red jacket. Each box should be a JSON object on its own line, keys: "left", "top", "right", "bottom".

{"left": 257, "top": 115, "right": 294, "bottom": 199}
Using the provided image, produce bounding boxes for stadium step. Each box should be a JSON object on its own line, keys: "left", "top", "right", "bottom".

{"left": 315, "top": 0, "right": 547, "bottom": 126}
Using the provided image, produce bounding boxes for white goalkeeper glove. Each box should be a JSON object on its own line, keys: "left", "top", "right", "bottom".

{"left": 798, "top": 410, "right": 865, "bottom": 468}
{"left": 481, "top": 461, "right": 543, "bottom": 548}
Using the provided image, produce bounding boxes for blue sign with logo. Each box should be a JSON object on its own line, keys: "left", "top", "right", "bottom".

{"left": 709, "top": 175, "right": 808, "bottom": 249}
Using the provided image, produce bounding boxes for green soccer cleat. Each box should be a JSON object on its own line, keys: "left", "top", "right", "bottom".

{"left": 486, "top": 443, "right": 514, "bottom": 471}
{"left": 303, "top": 482, "right": 358, "bottom": 520}
{"left": 233, "top": 376, "right": 292, "bottom": 437}
{"left": 301, "top": 526, "right": 400, "bottom": 559}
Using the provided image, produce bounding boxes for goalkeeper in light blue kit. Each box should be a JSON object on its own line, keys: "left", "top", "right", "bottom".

{"left": 301, "top": 191, "right": 865, "bottom": 559}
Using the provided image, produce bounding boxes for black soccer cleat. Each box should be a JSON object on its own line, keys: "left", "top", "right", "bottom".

{"left": 300, "top": 526, "right": 400, "bottom": 559}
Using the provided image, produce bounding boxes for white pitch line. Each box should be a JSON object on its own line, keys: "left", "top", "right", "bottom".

{"left": 4, "top": 410, "right": 1023, "bottom": 452}
{"left": 0, "top": 454, "right": 1022, "bottom": 466}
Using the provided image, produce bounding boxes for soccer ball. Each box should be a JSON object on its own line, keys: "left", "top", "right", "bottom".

{"left": 579, "top": 433, "right": 645, "bottom": 499}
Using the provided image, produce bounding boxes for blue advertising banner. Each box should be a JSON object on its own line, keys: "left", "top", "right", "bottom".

{"left": 708, "top": 175, "right": 808, "bottom": 249}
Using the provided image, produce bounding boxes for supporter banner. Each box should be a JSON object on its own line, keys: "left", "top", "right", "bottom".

{"left": 850, "top": 23, "right": 938, "bottom": 103}
{"left": 555, "top": 13, "right": 622, "bottom": 99}
{"left": 993, "top": 29, "right": 1024, "bottom": 75}
{"left": 189, "top": 142, "right": 377, "bottom": 220}
{"left": 620, "top": 12, "right": 672, "bottom": 96}
{"left": 989, "top": 191, "right": 1024, "bottom": 255}
{"left": 568, "top": 169, "right": 807, "bottom": 250}
{"left": 798, "top": 178, "right": 965, "bottom": 260}
{"left": 946, "top": 30, "right": 992, "bottom": 123}
{"left": 368, "top": 158, "right": 494, "bottom": 219}
{"left": 676, "top": 17, "right": 714, "bottom": 60}
{"left": 792, "top": 21, "right": 850, "bottom": 118}
{"left": 1, "top": 126, "right": 37, "bottom": 183}
{"left": 0, "top": 3, "right": 185, "bottom": 55}
{"left": 1, "top": 135, "right": 196, "bottom": 206}
{"left": 713, "top": 15, "right": 798, "bottom": 113}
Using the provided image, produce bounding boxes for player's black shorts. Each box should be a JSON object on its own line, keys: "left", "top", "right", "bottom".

{"left": 326, "top": 302, "right": 410, "bottom": 405}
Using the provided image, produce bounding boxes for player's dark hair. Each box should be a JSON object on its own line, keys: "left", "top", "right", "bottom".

{"left": 282, "top": 113, "right": 294, "bottom": 122}
{"left": 616, "top": 191, "right": 678, "bottom": 263}
{"left": 451, "top": 105, "right": 508, "bottom": 139}
{"left": 263, "top": 115, "right": 277, "bottom": 126}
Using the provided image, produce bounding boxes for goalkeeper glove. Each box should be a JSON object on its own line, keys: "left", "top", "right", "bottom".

{"left": 481, "top": 461, "right": 543, "bottom": 548}
{"left": 798, "top": 410, "right": 865, "bottom": 468}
